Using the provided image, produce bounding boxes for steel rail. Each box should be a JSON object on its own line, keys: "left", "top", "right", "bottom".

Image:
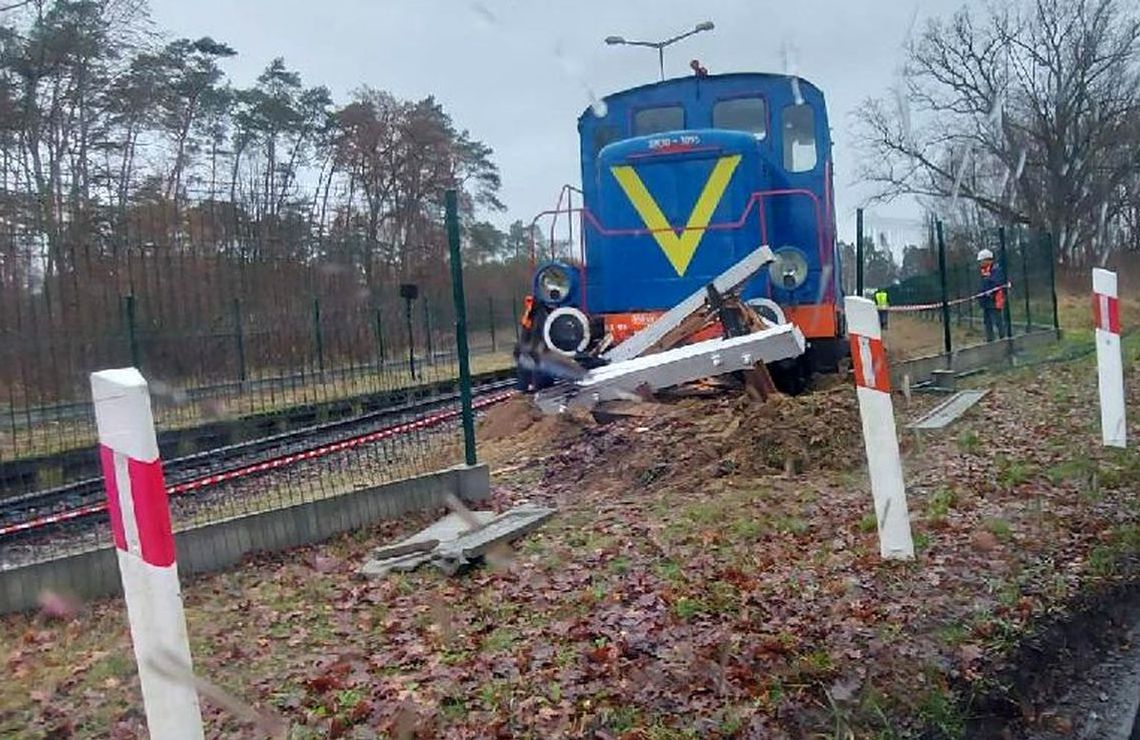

{"left": 0, "top": 385, "right": 517, "bottom": 540}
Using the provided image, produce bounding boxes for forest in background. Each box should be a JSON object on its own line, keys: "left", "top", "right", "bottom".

{"left": 0, "top": 0, "right": 544, "bottom": 398}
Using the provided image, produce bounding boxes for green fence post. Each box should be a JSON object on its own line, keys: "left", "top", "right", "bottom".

{"left": 446, "top": 190, "right": 477, "bottom": 467}
{"left": 375, "top": 308, "right": 386, "bottom": 363}
{"left": 488, "top": 296, "right": 497, "bottom": 354}
{"left": 404, "top": 295, "right": 416, "bottom": 380}
{"left": 1045, "top": 232, "right": 1060, "bottom": 333}
{"left": 422, "top": 296, "right": 434, "bottom": 366}
{"left": 856, "top": 208, "right": 865, "bottom": 296}
{"left": 936, "top": 220, "right": 952, "bottom": 355}
{"left": 1020, "top": 230, "right": 1031, "bottom": 333}
{"left": 124, "top": 294, "right": 141, "bottom": 368}
{"left": 233, "top": 298, "right": 247, "bottom": 383}
{"left": 312, "top": 297, "right": 325, "bottom": 376}
{"left": 998, "top": 227, "right": 1013, "bottom": 338}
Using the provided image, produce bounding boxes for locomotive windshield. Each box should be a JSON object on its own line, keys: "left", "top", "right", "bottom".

{"left": 593, "top": 124, "right": 621, "bottom": 155}
{"left": 782, "top": 103, "right": 818, "bottom": 172}
{"left": 633, "top": 105, "right": 685, "bottom": 136}
{"left": 712, "top": 97, "right": 768, "bottom": 139}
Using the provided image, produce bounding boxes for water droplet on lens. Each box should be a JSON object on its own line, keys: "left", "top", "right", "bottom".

{"left": 470, "top": 2, "right": 497, "bottom": 27}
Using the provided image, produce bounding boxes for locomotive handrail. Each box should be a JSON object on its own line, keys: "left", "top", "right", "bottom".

{"left": 548, "top": 184, "right": 583, "bottom": 254}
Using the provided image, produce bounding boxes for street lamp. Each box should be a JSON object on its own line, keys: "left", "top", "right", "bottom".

{"left": 605, "top": 21, "right": 715, "bottom": 81}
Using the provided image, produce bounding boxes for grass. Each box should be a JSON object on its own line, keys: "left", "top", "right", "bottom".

{"left": 773, "top": 515, "right": 809, "bottom": 535}
{"left": 1087, "top": 523, "right": 1140, "bottom": 578}
{"left": 1045, "top": 457, "right": 1097, "bottom": 486}
{"left": 995, "top": 456, "right": 1035, "bottom": 488}
{"left": 926, "top": 488, "right": 957, "bottom": 523}
{"left": 672, "top": 597, "right": 704, "bottom": 621}
{"left": 984, "top": 518, "right": 1013, "bottom": 542}
{"left": 956, "top": 429, "right": 981, "bottom": 454}
{"left": 917, "top": 687, "right": 965, "bottom": 738}
{"left": 655, "top": 559, "right": 685, "bottom": 584}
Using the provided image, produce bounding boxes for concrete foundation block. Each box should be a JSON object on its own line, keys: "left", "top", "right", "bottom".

{"left": 0, "top": 463, "right": 491, "bottom": 615}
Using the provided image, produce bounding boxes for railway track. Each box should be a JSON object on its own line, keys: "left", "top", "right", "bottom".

{"left": 0, "top": 380, "right": 517, "bottom": 543}
{"left": 1, "top": 367, "right": 517, "bottom": 499}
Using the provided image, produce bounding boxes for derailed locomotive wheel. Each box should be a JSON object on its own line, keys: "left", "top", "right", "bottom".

{"left": 543, "top": 306, "right": 591, "bottom": 356}
{"left": 746, "top": 297, "right": 788, "bottom": 326}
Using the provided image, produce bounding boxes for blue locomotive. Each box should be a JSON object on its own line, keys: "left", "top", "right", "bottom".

{"left": 518, "top": 71, "right": 846, "bottom": 392}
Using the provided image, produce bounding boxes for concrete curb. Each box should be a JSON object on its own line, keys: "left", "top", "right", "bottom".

{"left": 891, "top": 329, "right": 1058, "bottom": 386}
{"left": 0, "top": 463, "right": 489, "bottom": 614}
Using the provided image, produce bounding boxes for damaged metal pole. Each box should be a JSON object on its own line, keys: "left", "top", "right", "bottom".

{"left": 536, "top": 322, "right": 805, "bottom": 414}
{"left": 445, "top": 190, "right": 477, "bottom": 466}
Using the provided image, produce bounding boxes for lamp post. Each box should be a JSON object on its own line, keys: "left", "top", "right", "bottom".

{"left": 399, "top": 283, "right": 418, "bottom": 380}
{"left": 605, "top": 21, "right": 714, "bottom": 81}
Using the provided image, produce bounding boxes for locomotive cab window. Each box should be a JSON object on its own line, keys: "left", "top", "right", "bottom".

{"left": 633, "top": 105, "right": 684, "bottom": 136}
{"left": 782, "top": 104, "right": 817, "bottom": 172}
{"left": 713, "top": 97, "right": 767, "bottom": 138}
{"left": 593, "top": 124, "right": 621, "bottom": 155}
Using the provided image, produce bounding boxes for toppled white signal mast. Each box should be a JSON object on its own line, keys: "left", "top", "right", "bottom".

{"left": 535, "top": 246, "right": 806, "bottom": 414}
{"left": 603, "top": 246, "right": 780, "bottom": 363}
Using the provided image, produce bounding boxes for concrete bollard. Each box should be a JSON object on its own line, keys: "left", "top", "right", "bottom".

{"left": 1092, "top": 269, "right": 1127, "bottom": 448}
{"left": 91, "top": 368, "right": 204, "bottom": 739}
{"left": 846, "top": 297, "right": 915, "bottom": 560}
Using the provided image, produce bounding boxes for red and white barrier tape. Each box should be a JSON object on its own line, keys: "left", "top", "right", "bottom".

{"left": 883, "top": 282, "right": 1012, "bottom": 313}
{"left": 0, "top": 390, "right": 517, "bottom": 538}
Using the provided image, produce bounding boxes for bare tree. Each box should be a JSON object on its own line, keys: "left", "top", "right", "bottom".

{"left": 856, "top": 0, "right": 1140, "bottom": 265}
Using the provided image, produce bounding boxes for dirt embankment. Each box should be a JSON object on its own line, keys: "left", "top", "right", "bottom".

{"left": 479, "top": 386, "right": 864, "bottom": 495}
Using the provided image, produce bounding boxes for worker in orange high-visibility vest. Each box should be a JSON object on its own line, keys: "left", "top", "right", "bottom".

{"left": 977, "top": 249, "right": 1007, "bottom": 342}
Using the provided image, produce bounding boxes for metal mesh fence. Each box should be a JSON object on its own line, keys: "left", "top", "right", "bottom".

{"left": 0, "top": 200, "right": 524, "bottom": 592}
{"left": 854, "top": 213, "right": 1059, "bottom": 356}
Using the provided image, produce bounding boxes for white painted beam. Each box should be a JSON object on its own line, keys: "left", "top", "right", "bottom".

{"left": 603, "top": 245, "right": 776, "bottom": 363}
{"left": 537, "top": 322, "right": 804, "bottom": 414}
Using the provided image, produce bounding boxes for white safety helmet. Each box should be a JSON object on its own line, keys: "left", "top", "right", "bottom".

{"left": 977, "top": 248, "right": 994, "bottom": 262}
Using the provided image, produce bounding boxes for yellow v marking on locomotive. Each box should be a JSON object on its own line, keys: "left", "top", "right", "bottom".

{"left": 610, "top": 154, "right": 742, "bottom": 277}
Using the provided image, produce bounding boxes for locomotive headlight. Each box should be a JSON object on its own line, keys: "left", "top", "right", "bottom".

{"left": 772, "top": 247, "right": 809, "bottom": 291}
{"left": 535, "top": 262, "right": 574, "bottom": 306}
{"left": 543, "top": 306, "right": 591, "bottom": 356}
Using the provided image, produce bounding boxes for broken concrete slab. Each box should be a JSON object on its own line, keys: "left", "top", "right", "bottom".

{"left": 909, "top": 389, "right": 990, "bottom": 431}
{"left": 535, "top": 323, "right": 806, "bottom": 415}
{"left": 359, "top": 550, "right": 436, "bottom": 578}
{"left": 359, "top": 511, "right": 495, "bottom": 578}
{"left": 434, "top": 504, "right": 556, "bottom": 574}
{"left": 358, "top": 505, "right": 555, "bottom": 579}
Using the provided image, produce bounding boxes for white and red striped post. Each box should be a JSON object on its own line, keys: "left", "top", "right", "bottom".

{"left": 1093, "top": 269, "right": 1127, "bottom": 448}
{"left": 91, "top": 368, "right": 204, "bottom": 739}
{"left": 847, "top": 297, "right": 915, "bottom": 560}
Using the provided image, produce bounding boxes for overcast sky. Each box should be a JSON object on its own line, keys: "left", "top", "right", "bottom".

{"left": 148, "top": 0, "right": 967, "bottom": 243}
